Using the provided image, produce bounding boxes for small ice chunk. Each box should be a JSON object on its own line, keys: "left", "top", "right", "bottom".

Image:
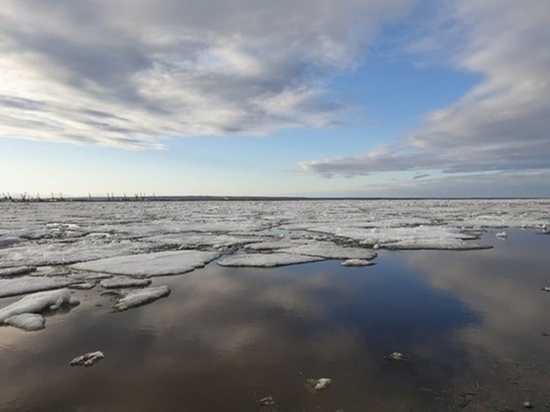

{"left": 0, "top": 276, "right": 74, "bottom": 298}
{"left": 69, "top": 281, "right": 97, "bottom": 290}
{"left": 113, "top": 285, "right": 170, "bottom": 311}
{"left": 71, "top": 250, "right": 219, "bottom": 277}
{"left": 306, "top": 378, "right": 332, "bottom": 391}
{"left": 496, "top": 231, "right": 507, "bottom": 238}
{"left": 0, "top": 288, "right": 80, "bottom": 324}
{"left": 542, "top": 287, "right": 550, "bottom": 292}
{"left": 256, "top": 396, "right": 275, "bottom": 407}
{"left": 341, "top": 259, "right": 375, "bottom": 267}
{"left": 217, "top": 253, "right": 324, "bottom": 268}
{"left": 0, "top": 237, "right": 20, "bottom": 249}
{"left": 100, "top": 277, "right": 152, "bottom": 289}
{"left": 0, "top": 266, "right": 37, "bottom": 277}
{"left": 4, "top": 313, "right": 45, "bottom": 331}
{"left": 70, "top": 351, "right": 105, "bottom": 367}
{"left": 385, "top": 352, "right": 407, "bottom": 361}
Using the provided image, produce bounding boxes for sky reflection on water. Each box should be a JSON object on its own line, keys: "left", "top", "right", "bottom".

{"left": 0, "top": 230, "right": 549, "bottom": 411}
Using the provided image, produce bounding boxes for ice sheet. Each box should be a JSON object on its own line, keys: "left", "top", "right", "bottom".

{"left": 217, "top": 253, "right": 324, "bottom": 267}
{"left": 113, "top": 285, "right": 171, "bottom": 311}
{"left": 71, "top": 250, "right": 220, "bottom": 277}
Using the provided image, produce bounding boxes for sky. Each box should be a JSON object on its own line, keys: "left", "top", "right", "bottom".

{"left": 1, "top": 0, "right": 549, "bottom": 198}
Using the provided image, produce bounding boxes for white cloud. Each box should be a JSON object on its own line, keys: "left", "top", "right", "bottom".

{"left": 300, "top": 0, "right": 550, "bottom": 182}
{"left": 0, "top": 0, "right": 413, "bottom": 149}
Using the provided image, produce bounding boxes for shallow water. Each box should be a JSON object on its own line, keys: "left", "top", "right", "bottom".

{"left": 0, "top": 229, "right": 549, "bottom": 411}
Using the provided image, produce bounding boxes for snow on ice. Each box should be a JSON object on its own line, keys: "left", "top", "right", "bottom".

{"left": 0, "top": 288, "right": 79, "bottom": 330}
{"left": 0, "top": 276, "right": 74, "bottom": 298}
{"left": 71, "top": 250, "right": 220, "bottom": 277}
{"left": 217, "top": 253, "right": 324, "bottom": 267}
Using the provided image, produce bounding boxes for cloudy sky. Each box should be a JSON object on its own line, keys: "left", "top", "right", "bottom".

{"left": 1, "top": 0, "right": 548, "bottom": 197}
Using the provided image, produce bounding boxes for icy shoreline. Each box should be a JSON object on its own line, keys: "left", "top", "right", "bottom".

{"left": 0, "top": 199, "right": 547, "bottom": 300}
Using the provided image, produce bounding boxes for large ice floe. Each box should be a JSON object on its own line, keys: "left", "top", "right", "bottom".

{"left": 71, "top": 250, "right": 220, "bottom": 277}
{"left": 217, "top": 253, "right": 324, "bottom": 267}
{"left": 0, "top": 288, "right": 79, "bottom": 331}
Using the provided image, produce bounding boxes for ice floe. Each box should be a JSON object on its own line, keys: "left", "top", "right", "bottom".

{"left": 341, "top": 259, "right": 375, "bottom": 267}
{"left": 113, "top": 285, "right": 170, "bottom": 311}
{"left": 0, "top": 236, "right": 20, "bottom": 248}
{"left": 5, "top": 313, "right": 45, "bottom": 331}
{"left": 0, "top": 276, "right": 74, "bottom": 298}
{"left": 100, "top": 277, "right": 152, "bottom": 289}
{"left": 71, "top": 250, "right": 220, "bottom": 277}
{"left": 0, "top": 288, "right": 79, "bottom": 327}
{"left": 217, "top": 253, "right": 324, "bottom": 267}
{"left": 306, "top": 378, "right": 332, "bottom": 391}
{"left": 0, "top": 266, "right": 37, "bottom": 277}
{"left": 285, "top": 242, "right": 377, "bottom": 260}
{"left": 70, "top": 351, "right": 105, "bottom": 367}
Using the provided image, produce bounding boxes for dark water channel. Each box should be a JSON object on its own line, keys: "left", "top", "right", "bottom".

{"left": 1, "top": 229, "right": 549, "bottom": 411}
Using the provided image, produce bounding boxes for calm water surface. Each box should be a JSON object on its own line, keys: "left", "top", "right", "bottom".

{"left": 1, "top": 229, "right": 549, "bottom": 411}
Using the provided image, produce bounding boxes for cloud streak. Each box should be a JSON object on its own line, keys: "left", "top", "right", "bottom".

{"left": 300, "top": 0, "right": 550, "bottom": 179}
{"left": 0, "top": 0, "right": 412, "bottom": 149}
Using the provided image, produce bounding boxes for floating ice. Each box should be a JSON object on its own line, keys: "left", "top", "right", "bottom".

{"left": 113, "top": 285, "right": 170, "bottom": 311}
{"left": 0, "top": 266, "right": 37, "bottom": 277}
{"left": 385, "top": 352, "right": 407, "bottom": 361}
{"left": 217, "top": 253, "right": 324, "bottom": 267}
{"left": 100, "top": 277, "right": 152, "bottom": 289}
{"left": 0, "top": 238, "right": 149, "bottom": 268}
{"left": 0, "top": 288, "right": 79, "bottom": 325}
{"left": 341, "top": 259, "right": 375, "bottom": 267}
{"left": 69, "top": 281, "right": 97, "bottom": 290}
{"left": 327, "top": 226, "right": 490, "bottom": 250}
{"left": 542, "top": 287, "right": 550, "bottom": 292}
{"left": 4, "top": 313, "right": 45, "bottom": 331}
{"left": 496, "top": 231, "right": 508, "bottom": 238}
{"left": 286, "top": 243, "right": 377, "bottom": 260}
{"left": 70, "top": 351, "right": 105, "bottom": 367}
{"left": 0, "top": 276, "right": 74, "bottom": 298}
{"left": 71, "top": 250, "right": 220, "bottom": 277}
{"left": 306, "top": 378, "right": 332, "bottom": 391}
{"left": 0, "top": 236, "right": 20, "bottom": 248}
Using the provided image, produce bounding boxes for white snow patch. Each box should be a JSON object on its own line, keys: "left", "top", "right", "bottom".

{"left": 0, "top": 276, "right": 74, "bottom": 298}
{"left": 114, "top": 285, "right": 170, "bottom": 311}
{"left": 100, "top": 277, "right": 152, "bottom": 289}
{"left": 71, "top": 250, "right": 220, "bottom": 277}
{"left": 0, "top": 288, "right": 79, "bottom": 324}
{"left": 217, "top": 253, "right": 324, "bottom": 267}
{"left": 0, "top": 266, "right": 37, "bottom": 277}
{"left": 4, "top": 313, "right": 45, "bottom": 331}
{"left": 341, "top": 259, "right": 375, "bottom": 267}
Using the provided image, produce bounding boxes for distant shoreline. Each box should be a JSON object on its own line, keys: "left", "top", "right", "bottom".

{"left": 1, "top": 196, "right": 549, "bottom": 202}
